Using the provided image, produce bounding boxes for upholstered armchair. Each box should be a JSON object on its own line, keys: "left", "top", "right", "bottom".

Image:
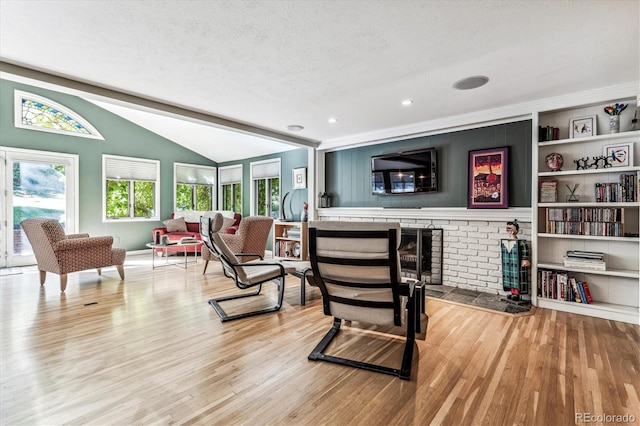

{"left": 201, "top": 215, "right": 274, "bottom": 274}
{"left": 20, "top": 218, "right": 126, "bottom": 292}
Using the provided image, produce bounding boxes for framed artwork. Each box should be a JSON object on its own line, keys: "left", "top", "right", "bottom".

{"left": 468, "top": 147, "right": 509, "bottom": 209}
{"left": 569, "top": 115, "right": 597, "bottom": 138}
{"left": 603, "top": 143, "right": 633, "bottom": 167}
{"left": 292, "top": 167, "right": 307, "bottom": 189}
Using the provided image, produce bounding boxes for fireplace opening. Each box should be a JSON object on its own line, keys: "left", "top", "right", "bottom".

{"left": 399, "top": 227, "right": 443, "bottom": 284}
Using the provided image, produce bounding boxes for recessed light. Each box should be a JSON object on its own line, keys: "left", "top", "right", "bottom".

{"left": 328, "top": 117, "right": 338, "bottom": 124}
{"left": 452, "top": 76, "right": 489, "bottom": 90}
{"left": 401, "top": 99, "right": 413, "bottom": 106}
{"left": 285, "top": 124, "right": 304, "bottom": 131}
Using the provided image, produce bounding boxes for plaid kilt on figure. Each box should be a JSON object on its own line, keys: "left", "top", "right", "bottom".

{"left": 501, "top": 239, "right": 530, "bottom": 294}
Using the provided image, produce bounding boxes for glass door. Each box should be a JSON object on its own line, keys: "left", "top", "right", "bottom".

{"left": 0, "top": 148, "right": 78, "bottom": 267}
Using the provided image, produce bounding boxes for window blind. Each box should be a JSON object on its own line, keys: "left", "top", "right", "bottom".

{"left": 219, "top": 165, "right": 242, "bottom": 185}
{"left": 104, "top": 155, "right": 158, "bottom": 181}
{"left": 251, "top": 159, "right": 280, "bottom": 180}
{"left": 176, "top": 164, "right": 216, "bottom": 185}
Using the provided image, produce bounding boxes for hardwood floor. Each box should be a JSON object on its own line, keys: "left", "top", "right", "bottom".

{"left": 1, "top": 253, "right": 638, "bottom": 425}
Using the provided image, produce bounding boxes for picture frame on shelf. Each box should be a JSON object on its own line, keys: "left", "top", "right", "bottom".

{"left": 569, "top": 115, "right": 597, "bottom": 138}
{"left": 468, "top": 147, "right": 508, "bottom": 209}
{"left": 292, "top": 167, "right": 307, "bottom": 189}
{"left": 602, "top": 143, "right": 633, "bottom": 167}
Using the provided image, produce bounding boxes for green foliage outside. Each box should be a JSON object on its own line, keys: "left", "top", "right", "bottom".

{"left": 13, "top": 206, "right": 63, "bottom": 227}
{"left": 106, "top": 180, "right": 129, "bottom": 218}
{"left": 133, "top": 181, "right": 154, "bottom": 217}
{"left": 195, "top": 185, "right": 212, "bottom": 210}
{"left": 176, "top": 184, "right": 192, "bottom": 210}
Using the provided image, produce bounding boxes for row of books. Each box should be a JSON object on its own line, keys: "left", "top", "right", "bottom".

{"left": 595, "top": 174, "right": 638, "bottom": 202}
{"left": 286, "top": 227, "right": 302, "bottom": 238}
{"left": 274, "top": 240, "right": 295, "bottom": 258}
{"left": 538, "top": 269, "right": 594, "bottom": 303}
{"left": 546, "top": 221, "right": 623, "bottom": 237}
{"left": 538, "top": 126, "right": 560, "bottom": 142}
{"left": 546, "top": 207, "right": 621, "bottom": 222}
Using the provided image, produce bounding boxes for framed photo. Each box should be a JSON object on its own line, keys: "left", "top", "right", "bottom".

{"left": 569, "top": 115, "right": 597, "bottom": 138}
{"left": 468, "top": 147, "right": 508, "bottom": 209}
{"left": 603, "top": 143, "right": 633, "bottom": 167}
{"left": 292, "top": 167, "right": 307, "bottom": 189}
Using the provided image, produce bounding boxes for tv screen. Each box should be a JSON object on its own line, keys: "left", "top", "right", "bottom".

{"left": 371, "top": 148, "right": 437, "bottom": 195}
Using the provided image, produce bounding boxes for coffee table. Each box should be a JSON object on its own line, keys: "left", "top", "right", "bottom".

{"left": 146, "top": 242, "right": 203, "bottom": 269}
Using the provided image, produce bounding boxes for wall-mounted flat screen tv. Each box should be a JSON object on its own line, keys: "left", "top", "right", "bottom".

{"left": 371, "top": 148, "right": 437, "bottom": 195}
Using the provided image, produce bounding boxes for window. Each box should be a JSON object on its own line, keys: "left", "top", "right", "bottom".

{"left": 219, "top": 165, "right": 242, "bottom": 213}
{"left": 103, "top": 155, "right": 160, "bottom": 221}
{"left": 174, "top": 163, "right": 216, "bottom": 211}
{"left": 250, "top": 159, "right": 280, "bottom": 218}
{"left": 14, "top": 90, "right": 104, "bottom": 140}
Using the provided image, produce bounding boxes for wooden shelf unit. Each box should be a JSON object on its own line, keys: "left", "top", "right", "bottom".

{"left": 273, "top": 221, "right": 308, "bottom": 261}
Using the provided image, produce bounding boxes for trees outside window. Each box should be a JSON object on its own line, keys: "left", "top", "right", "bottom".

{"left": 251, "top": 159, "right": 280, "bottom": 218}
{"left": 103, "top": 155, "right": 159, "bottom": 221}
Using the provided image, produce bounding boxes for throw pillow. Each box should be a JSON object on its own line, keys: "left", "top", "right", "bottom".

{"left": 163, "top": 217, "right": 188, "bottom": 232}
{"left": 222, "top": 216, "right": 236, "bottom": 231}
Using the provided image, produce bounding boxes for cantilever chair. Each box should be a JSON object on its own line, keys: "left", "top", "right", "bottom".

{"left": 200, "top": 214, "right": 295, "bottom": 322}
{"left": 202, "top": 214, "right": 274, "bottom": 274}
{"left": 307, "top": 221, "right": 428, "bottom": 380}
{"left": 20, "top": 218, "right": 126, "bottom": 292}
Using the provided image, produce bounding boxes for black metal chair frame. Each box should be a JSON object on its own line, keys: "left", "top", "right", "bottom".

{"left": 307, "top": 227, "right": 426, "bottom": 380}
{"left": 200, "top": 216, "right": 287, "bottom": 322}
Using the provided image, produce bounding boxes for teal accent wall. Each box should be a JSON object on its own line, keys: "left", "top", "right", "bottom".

{"left": 325, "top": 120, "right": 532, "bottom": 207}
{"left": 1, "top": 79, "right": 217, "bottom": 250}
{"left": 219, "top": 148, "right": 309, "bottom": 221}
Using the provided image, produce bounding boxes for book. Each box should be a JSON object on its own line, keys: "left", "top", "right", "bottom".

{"left": 581, "top": 281, "right": 594, "bottom": 303}
{"left": 577, "top": 281, "right": 588, "bottom": 304}
{"left": 570, "top": 278, "right": 582, "bottom": 303}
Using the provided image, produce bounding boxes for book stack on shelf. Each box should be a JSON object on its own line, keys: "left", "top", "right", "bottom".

{"left": 545, "top": 207, "right": 623, "bottom": 236}
{"left": 538, "top": 125, "right": 559, "bottom": 142}
{"left": 563, "top": 250, "right": 606, "bottom": 271}
{"left": 286, "top": 227, "right": 301, "bottom": 239}
{"left": 595, "top": 173, "right": 638, "bottom": 202}
{"left": 540, "top": 180, "right": 558, "bottom": 202}
{"left": 537, "top": 269, "right": 594, "bottom": 304}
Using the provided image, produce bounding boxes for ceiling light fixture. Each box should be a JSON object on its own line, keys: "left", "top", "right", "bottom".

{"left": 401, "top": 99, "right": 413, "bottom": 106}
{"left": 285, "top": 124, "right": 304, "bottom": 131}
{"left": 328, "top": 117, "right": 338, "bottom": 124}
{"left": 452, "top": 76, "right": 489, "bottom": 90}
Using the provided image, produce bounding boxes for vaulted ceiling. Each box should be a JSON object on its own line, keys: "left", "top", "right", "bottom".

{"left": 1, "top": 1, "right": 638, "bottom": 162}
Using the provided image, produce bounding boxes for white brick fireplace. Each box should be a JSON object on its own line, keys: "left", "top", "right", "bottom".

{"left": 315, "top": 207, "right": 532, "bottom": 295}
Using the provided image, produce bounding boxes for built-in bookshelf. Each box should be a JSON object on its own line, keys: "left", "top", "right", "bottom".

{"left": 534, "top": 100, "right": 639, "bottom": 325}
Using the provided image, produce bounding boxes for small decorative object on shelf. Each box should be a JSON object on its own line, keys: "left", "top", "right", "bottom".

{"left": 545, "top": 152, "right": 564, "bottom": 171}
{"left": 603, "top": 143, "right": 633, "bottom": 167}
{"left": 301, "top": 202, "right": 308, "bottom": 222}
{"left": 573, "top": 156, "right": 609, "bottom": 170}
{"left": 566, "top": 183, "right": 580, "bottom": 202}
{"left": 569, "top": 115, "right": 596, "bottom": 138}
{"left": 282, "top": 228, "right": 288, "bottom": 238}
{"left": 604, "top": 103, "right": 628, "bottom": 134}
{"left": 574, "top": 157, "right": 590, "bottom": 170}
{"left": 319, "top": 192, "right": 331, "bottom": 208}
{"left": 631, "top": 110, "right": 638, "bottom": 131}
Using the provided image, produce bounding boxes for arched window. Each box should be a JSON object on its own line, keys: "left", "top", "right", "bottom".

{"left": 14, "top": 90, "right": 104, "bottom": 140}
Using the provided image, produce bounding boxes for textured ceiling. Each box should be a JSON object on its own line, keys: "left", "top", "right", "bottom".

{"left": 1, "top": 0, "right": 639, "bottom": 162}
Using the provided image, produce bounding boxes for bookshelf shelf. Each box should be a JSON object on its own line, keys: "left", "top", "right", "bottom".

{"left": 537, "top": 262, "right": 639, "bottom": 279}
{"left": 534, "top": 98, "right": 639, "bottom": 325}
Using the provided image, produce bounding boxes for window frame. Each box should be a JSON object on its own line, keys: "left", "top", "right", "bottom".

{"left": 218, "top": 164, "right": 243, "bottom": 213}
{"left": 102, "top": 154, "right": 160, "bottom": 222}
{"left": 173, "top": 162, "right": 217, "bottom": 212}
{"left": 14, "top": 90, "right": 105, "bottom": 140}
{"left": 250, "top": 158, "right": 281, "bottom": 218}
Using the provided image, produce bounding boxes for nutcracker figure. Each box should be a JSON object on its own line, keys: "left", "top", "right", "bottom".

{"left": 501, "top": 219, "right": 531, "bottom": 301}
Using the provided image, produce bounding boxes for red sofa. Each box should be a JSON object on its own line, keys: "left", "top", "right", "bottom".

{"left": 151, "top": 211, "right": 241, "bottom": 254}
